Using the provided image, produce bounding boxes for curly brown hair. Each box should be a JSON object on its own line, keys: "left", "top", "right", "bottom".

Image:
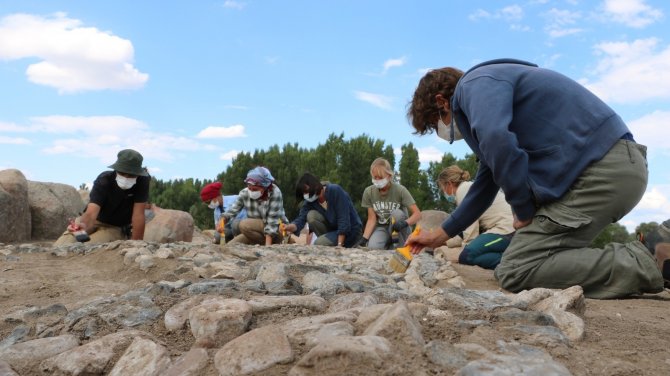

{"left": 406, "top": 67, "right": 464, "bottom": 135}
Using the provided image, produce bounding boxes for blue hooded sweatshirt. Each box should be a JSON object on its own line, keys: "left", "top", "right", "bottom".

{"left": 442, "top": 59, "right": 631, "bottom": 238}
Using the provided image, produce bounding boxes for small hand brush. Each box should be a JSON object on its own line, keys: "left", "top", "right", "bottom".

{"left": 388, "top": 225, "right": 420, "bottom": 273}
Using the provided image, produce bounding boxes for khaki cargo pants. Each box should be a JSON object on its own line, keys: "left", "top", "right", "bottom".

{"left": 494, "top": 140, "right": 665, "bottom": 299}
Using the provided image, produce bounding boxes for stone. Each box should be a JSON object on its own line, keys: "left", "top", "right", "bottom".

{"left": 362, "top": 300, "right": 425, "bottom": 346}
{"left": 27, "top": 181, "right": 84, "bottom": 240}
{"left": 143, "top": 207, "right": 194, "bottom": 243}
{"left": 247, "top": 295, "right": 327, "bottom": 313}
{"left": 163, "top": 348, "right": 209, "bottom": 376}
{"left": 0, "top": 169, "right": 31, "bottom": 243}
{"left": 214, "top": 325, "right": 293, "bottom": 375}
{"left": 164, "top": 295, "right": 208, "bottom": 331}
{"left": 0, "top": 334, "right": 79, "bottom": 370}
{"left": 289, "top": 336, "right": 392, "bottom": 376}
{"left": 39, "top": 330, "right": 152, "bottom": 375}
{"left": 108, "top": 337, "right": 171, "bottom": 376}
{"left": 189, "top": 298, "right": 252, "bottom": 348}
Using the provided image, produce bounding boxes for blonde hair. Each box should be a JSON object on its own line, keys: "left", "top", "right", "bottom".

{"left": 437, "top": 165, "right": 471, "bottom": 189}
{"left": 370, "top": 157, "right": 394, "bottom": 179}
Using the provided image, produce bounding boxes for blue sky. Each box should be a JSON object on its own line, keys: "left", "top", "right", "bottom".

{"left": 1, "top": 0, "right": 669, "bottom": 231}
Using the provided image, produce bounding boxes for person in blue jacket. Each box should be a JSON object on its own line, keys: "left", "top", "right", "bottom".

{"left": 404, "top": 58, "right": 665, "bottom": 299}
{"left": 283, "top": 172, "right": 362, "bottom": 248}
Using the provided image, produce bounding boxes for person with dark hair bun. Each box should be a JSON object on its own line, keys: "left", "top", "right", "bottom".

{"left": 437, "top": 165, "right": 514, "bottom": 269}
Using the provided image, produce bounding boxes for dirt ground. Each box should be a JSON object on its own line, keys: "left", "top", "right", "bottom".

{"left": 1, "top": 244, "right": 669, "bottom": 375}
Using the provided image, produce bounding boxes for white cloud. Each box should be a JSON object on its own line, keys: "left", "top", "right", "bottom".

{"left": 31, "top": 115, "right": 148, "bottom": 135}
{"left": 220, "top": 150, "right": 240, "bottom": 160}
{"left": 501, "top": 5, "right": 524, "bottom": 21}
{"left": 621, "top": 185, "right": 670, "bottom": 232}
{"left": 382, "top": 57, "right": 406, "bottom": 74}
{"left": 0, "top": 122, "right": 27, "bottom": 132}
{"left": 0, "top": 136, "right": 31, "bottom": 144}
{"left": 469, "top": 5, "right": 524, "bottom": 22}
{"left": 223, "top": 1, "right": 246, "bottom": 10}
{"left": 601, "top": 0, "right": 663, "bottom": 28}
{"left": 628, "top": 110, "right": 670, "bottom": 153}
{"left": 581, "top": 38, "right": 670, "bottom": 103}
{"left": 196, "top": 125, "right": 246, "bottom": 138}
{"left": 543, "top": 8, "right": 583, "bottom": 38}
{"left": 0, "top": 13, "right": 148, "bottom": 93}
{"left": 416, "top": 146, "right": 444, "bottom": 163}
{"left": 354, "top": 91, "right": 393, "bottom": 110}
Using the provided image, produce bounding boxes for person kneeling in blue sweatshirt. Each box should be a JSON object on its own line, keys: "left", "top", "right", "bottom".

{"left": 405, "top": 58, "right": 665, "bottom": 299}
{"left": 283, "top": 173, "right": 362, "bottom": 248}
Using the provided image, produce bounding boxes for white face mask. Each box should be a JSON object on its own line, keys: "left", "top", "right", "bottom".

{"left": 372, "top": 178, "right": 389, "bottom": 189}
{"left": 116, "top": 175, "right": 137, "bottom": 190}
{"left": 304, "top": 193, "right": 318, "bottom": 202}
{"left": 208, "top": 200, "right": 219, "bottom": 209}
{"left": 249, "top": 190, "right": 263, "bottom": 200}
{"left": 437, "top": 115, "right": 463, "bottom": 144}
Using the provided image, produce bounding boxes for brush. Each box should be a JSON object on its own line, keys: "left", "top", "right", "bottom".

{"left": 218, "top": 217, "right": 226, "bottom": 245}
{"left": 388, "top": 225, "right": 420, "bottom": 273}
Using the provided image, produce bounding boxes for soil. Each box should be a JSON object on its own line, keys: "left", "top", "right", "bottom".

{"left": 1, "top": 243, "right": 669, "bottom": 375}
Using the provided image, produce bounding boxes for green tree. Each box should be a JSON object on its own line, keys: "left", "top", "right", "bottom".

{"left": 591, "top": 223, "right": 633, "bottom": 248}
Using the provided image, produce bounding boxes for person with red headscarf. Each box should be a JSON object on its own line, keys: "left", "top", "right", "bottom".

{"left": 200, "top": 181, "right": 246, "bottom": 244}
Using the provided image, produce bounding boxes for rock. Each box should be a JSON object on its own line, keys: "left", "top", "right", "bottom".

{"left": 248, "top": 295, "right": 327, "bottom": 313}
{"left": 0, "top": 169, "right": 31, "bottom": 243}
{"left": 214, "top": 325, "right": 293, "bottom": 375}
{"left": 39, "top": 330, "right": 153, "bottom": 375}
{"left": 0, "top": 360, "right": 18, "bottom": 376}
{"left": 0, "top": 334, "right": 79, "bottom": 370}
{"left": 163, "top": 348, "right": 209, "bottom": 376}
{"left": 143, "top": 207, "right": 194, "bottom": 243}
{"left": 189, "top": 298, "right": 252, "bottom": 348}
{"left": 108, "top": 337, "right": 171, "bottom": 376}
{"left": 362, "top": 300, "right": 425, "bottom": 346}
{"left": 27, "top": 181, "right": 84, "bottom": 240}
{"left": 289, "top": 336, "right": 392, "bottom": 376}
{"left": 416, "top": 209, "right": 448, "bottom": 232}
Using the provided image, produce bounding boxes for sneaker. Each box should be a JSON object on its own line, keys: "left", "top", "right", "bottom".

{"left": 655, "top": 243, "right": 670, "bottom": 289}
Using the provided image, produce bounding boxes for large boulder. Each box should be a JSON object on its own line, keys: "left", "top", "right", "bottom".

{"left": 0, "top": 169, "right": 31, "bottom": 243}
{"left": 28, "top": 181, "right": 85, "bottom": 240}
{"left": 144, "top": 206, "right": 194, "bottom": 243}
{"left": 417, "top": 210, "right": 448, "bottom": 231}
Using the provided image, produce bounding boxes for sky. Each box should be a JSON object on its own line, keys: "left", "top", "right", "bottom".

{"left": 0, "top": 0, "right": 669, "bottom": 232}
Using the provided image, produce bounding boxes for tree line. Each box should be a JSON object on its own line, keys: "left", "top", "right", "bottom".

{"left": 146, "top": 132, "right": 659, "bottom": 248}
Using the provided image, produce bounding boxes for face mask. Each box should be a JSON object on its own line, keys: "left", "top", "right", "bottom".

{"left": 116, "top": 175, "right": 137, "bottom": 190}
{"left": 249, "top": 190, "right": 263, "bottom": 200}
{"left": 304, "top": 193, "right": 318, "bottom": 202}
{"left": 372, "top": 178, "right": 389, "bottom": 189}
{"left": 207, "top": 200, "right": 219, "bottom": 209}
{"left": 443, "top": 192, "right": 456, "bottom": 204}
{"left": 436, "top": 113, "right": 463, "bottom": 144}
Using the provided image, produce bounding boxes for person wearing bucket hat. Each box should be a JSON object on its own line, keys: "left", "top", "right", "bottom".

{"left": 54, "top": 149, "right": 151, "bottom": 245}
{"left": 404, "top": 59, "right": 664, "bottom": 299}
{"left": 220, "top": 166, "right": 288, "bottom": 246}
{"left": 200, "top": 181, "right": 247, "bottom": 244}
